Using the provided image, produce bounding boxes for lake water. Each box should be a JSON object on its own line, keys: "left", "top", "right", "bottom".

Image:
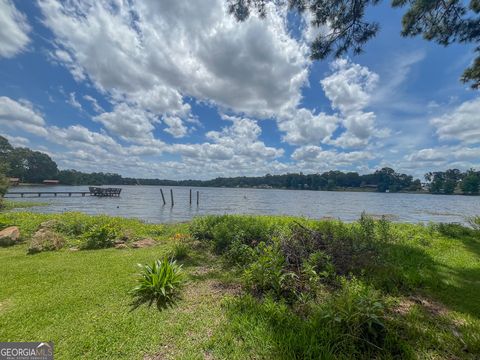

{"left": 6, "top": 185, "right": 480, "bottom": 224}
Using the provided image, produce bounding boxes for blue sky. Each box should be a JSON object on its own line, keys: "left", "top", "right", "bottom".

{"left": 0, "top": 0, "right": 479, "bottom": 180}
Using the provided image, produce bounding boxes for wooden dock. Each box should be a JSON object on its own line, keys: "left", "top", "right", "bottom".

{"left": 5, "top": 187, "right": 122, "bottom": 198}
{"left": 5, "top": 191, "right": 90, "bottom": 198}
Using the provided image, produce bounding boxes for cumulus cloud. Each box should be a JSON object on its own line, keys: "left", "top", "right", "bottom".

{"left": 320, "top": 59, "right": 388, "bottom": 149}
{"left": 67, "top": 92, "right": 82, "bottom": 111}
{"left": 172, "top": 116, "right": 283, "bottom": 162}
{"left": 278, "top": 108, "right": 338, "bottom": 145}
{"left": 0, "top": 0, "right": 30, "bottom": 58}
{"left": 93, "top": 103, "right": 158, "bottom": 142}
{"left": 38, "top": 0, "right": 309, "bottom": 120}
{"left": 83, "top": 95, "right": 104, "bottom": 113}
{"left": 431, "top": 97, "right": 480, "bottom": 144}
{"left": 291, "top": 145, "right": 375, "bottom": 172}
{"left": 0, "top": 96, "right": 48, "bottom": 136}
{"left": 3, "top": 134, "right": 30, "bottom": 147}
{"left": 163, "top": 116, "right": 188, "bottom": 138}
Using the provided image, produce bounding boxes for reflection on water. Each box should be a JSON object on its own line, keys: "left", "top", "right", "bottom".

{"left": 7, "top": 185, "right": 480, "bottom": 224}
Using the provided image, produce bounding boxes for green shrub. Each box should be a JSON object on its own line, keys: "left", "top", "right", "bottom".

{"left": 435, "top": 223, "right": 474, "bottom": 238}
{"left": 190, "top": 215, "right": 285, "bottom": 255}
{"left": 130, "top": 257, "right": 185, "bottom": 310}
{"left": 169, "top": 241, "right": 189, "bottom": 260}
{"left": 224, "top": 238, "right": 256, "bottom": 266}
{"left": 377, "top": 215, "right": 392, "bottom": 243}
{"left": 189, "top": 215, "right": 226, "bottom": 241}
{"left": 243, "top": 242, "right": 296, "bottom": 299}
{"left": 320, "top": 278, "right": 386, "bottom": 350}
{"left": 302, "top": 251, "right": 335, "bottom": 286}
{"left": 80, "top": 223, "right": 118, "bottom": 249}
{"left": 358, "top": 211, "right": 376, "bottom": 244}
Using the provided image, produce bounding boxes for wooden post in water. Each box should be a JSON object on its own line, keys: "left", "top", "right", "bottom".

{"left": 160, "top": 189, "right": 166, "bottom": 205}
{"left": 196, "top": 191, "right": 199, "bottom": 206}
{"left": 189, "top": 189, "right": 192, "bottom": 205}
{"left": 170, "top": 189, "right": 174, "bottom": 206}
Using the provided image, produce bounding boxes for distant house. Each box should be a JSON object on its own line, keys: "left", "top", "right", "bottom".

{"left": 8, "top": 178, "right": 20, "bottom": 186}
{"left": 43, "top": 179, "right": 60, "bottom": 185}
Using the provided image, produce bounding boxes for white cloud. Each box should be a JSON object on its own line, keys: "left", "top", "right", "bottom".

{"left": 163, "top": 116, "right": 188, "bottom": 138}
{"left": 67, "top": 92, "right": 82, "bottom": 111}
{"left": 0, "top": 0, "right": 30, "bottom": 58}
{"left": 431, "top": 97, "right": 480, "bottom": 144}
{"left": 83, "top": 95, "right": 104, "bottom": 113}
{"left": 320, "top": 59, "right": 388, "bottom": 149}
{"left": 0, "top": 96, "right": 48, "bottom": 136}
{"left": 93, "top": 103, "right": 157, "bottom": 142}
{"left": 38, "top": 0, "right": 309, "bottom": 120}
{"left": 321, "top": 58, "right": 378, "bottom": 115}
{"left": 3, "top": 134, "right": 30, "bottom": 147}
{"left": 278, "top": 108, "right": 338, "bottom": 145}
{"left": 291, "top": 145, "right": 375, "bottom": 172}
{"left": 168, "top": 116, "right": 284, "bottom": 174}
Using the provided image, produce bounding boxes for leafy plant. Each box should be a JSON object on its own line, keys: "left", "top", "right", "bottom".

{"left": 80, "top": 223, "right": 118, "bottom": 249}
{"left": 359, "top": 211, "right": 376, "bottom": 244}
{"left": 243, "top": 242, "right": 296, "bottom": 299}
{"left": 170, "top": 241, "right": 189, "bottom": 260}
{"left": 130, "top": 258, "right": 185, "bottom": 310}
{"left": 321, "top": 278, "right": 386, "bottom": 350}
{"left": 377, "top": 215, "right": 392, "bottom": 243}
{"left": 224, "top": 238, "right": 255, "bottom": 266}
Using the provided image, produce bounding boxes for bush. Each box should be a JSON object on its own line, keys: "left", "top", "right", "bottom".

{"left": 169, "top": 241, "right": 189, "bottom": 260}
{"left": 320, "top": 278, "right": 386, "bottom": 350}
{"left": 243, "top": 242, "right": 296, "bottom": 299}
{"left": 435, "top": 222, "right": 474, "bottom": 238}
{"left": 190, "top": 215, "right": 280, "bottom": 255}
{"left": 359, "top": 211, "right": 376, "bottom": 243}
{"left": 80, "top": 223, "right": 119, "bottom": 249}
{"left": 224, "top": 238, "right": 256, "bottom": 266}
{"left": 130, "top": 257, "right": 185, "bottom": 310}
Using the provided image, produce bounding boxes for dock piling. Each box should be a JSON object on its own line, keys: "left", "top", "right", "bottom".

{"left": 189, "top": 189, "right": 192, "bottom": 205}
{"left": 196, "top": 191, "right": 199, "bottom": 206}
{"left": 170, "top": 189, "right": 174, "bottom": 206}
{"left": 160, "top": 189, "right": 166, "bottom": 205}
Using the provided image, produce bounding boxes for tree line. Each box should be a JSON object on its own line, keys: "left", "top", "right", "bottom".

{"left": 0, "top": 136, "right": 479, "bottom": 195}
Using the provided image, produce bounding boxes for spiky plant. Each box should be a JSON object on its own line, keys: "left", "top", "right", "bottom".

{"left": 130, "top": 257, "right": 185, "bottom": 310}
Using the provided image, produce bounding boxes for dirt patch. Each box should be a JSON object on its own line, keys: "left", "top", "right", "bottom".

{"left": 409, "top": 295, "right": 449, "bottom": 317}
{"left": 131, "top": 238, "right": 157, "bottom": 248}
{"left": 393, "top": 295, "right": 450, "bottom": 317}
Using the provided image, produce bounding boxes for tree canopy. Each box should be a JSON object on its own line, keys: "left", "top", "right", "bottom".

{"left": 228, "top": 0, "right": 480, "bottom": 88}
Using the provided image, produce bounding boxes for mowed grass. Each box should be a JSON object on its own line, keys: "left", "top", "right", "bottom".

{"left": 0, "top": 212, "right": 479, "bottom": 359}
{"left": 0, "top": 244, "right": 235, "bottom": 359}
{"left": 0, "top": 212, "right": 237, "bottom": 359}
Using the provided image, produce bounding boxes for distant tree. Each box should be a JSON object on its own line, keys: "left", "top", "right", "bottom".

{"left": 4, "top": 146, "right": 58, "bottom": 183}
{"left": 0, "top": 136, "right": 13, "bottom": 159}
{"left": 228, "top": 0, "right": 480, "bottom": 88}
{"left": 461, "top": 170, "right": 480, "bottom": 195}
{"left": 0, "top": 162, "right": 10, "bottom": 205}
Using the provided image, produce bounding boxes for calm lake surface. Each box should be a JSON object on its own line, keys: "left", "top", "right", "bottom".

{"left": 7, "top": 185, "right": 480, "bottom": 224}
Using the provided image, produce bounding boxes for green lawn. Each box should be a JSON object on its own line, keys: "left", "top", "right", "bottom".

{"left": 0, "top": 212, "right": 479, "bottom": 359}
